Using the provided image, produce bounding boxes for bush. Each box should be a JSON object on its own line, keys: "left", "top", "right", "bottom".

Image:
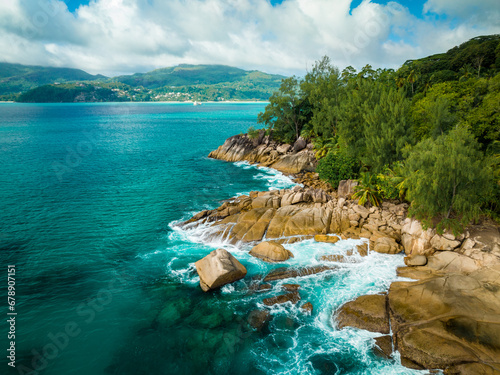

{"left": 317, "top": 150, "right": 359, "bottom": 188}
{"left": 247, "top": 126, "right": 260, "bottom": 140}
{"left": 376, "top": 163, "right": 406, "bottom": 200}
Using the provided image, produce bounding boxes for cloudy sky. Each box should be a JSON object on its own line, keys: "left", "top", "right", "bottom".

{"left": 1, "top": 0, "right": 499, "bottom": 77}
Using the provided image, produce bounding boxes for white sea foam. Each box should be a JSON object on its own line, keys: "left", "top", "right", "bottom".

{"left": 243, "top": 238, "right": 429, "bottom": 375}
{"left": 167, "top": 219, "right": 429, "bottom": 373}
{"left": 136, "top": 249, "right": 163, "bottom": 259}
{"left": 233, "top": 161, "right": 299, "bottom": 191}
{"left": 163, "top": 161, "right": 429, "bottom": 374}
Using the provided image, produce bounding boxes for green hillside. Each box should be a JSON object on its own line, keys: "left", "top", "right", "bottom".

{"left": 397, "top": 34, "right": 500, "bottom": 92}
{"left": 11, "top": 64, "right": 285, "bottom": 102}
{"left": 17, "top": 83, "right": 126, "bottom": 103}
{"left": 0, "top": 63, "right": 107, "bottom": 96}
{"left": 112, "top": 64, "right": 265, "bottom": 88}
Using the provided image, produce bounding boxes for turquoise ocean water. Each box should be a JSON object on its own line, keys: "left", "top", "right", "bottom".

{"left": 0, "top": 103, "right": 426, "bottom": 375}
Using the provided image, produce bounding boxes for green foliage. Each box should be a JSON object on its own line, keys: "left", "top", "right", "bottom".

{"left": 301, "top": 56, "right": 343, "bottom": 139}
{"left": 411, "top": 73, "right": 500, "bottom": 151}
{"left": 247, "top": 126, "right": 260, "bottom": 139}
{"left": 337, "top": 78, "right": 379, "bottom": 161}
{"left": 399, "top": 34, "right": 500, "bottom": 95}
{"left": 464, "top": 73, "right": 500, "bottom": 149}
{"left": 376, "top": 163, "right": 407, "bottom": 200}
{"left": 404, "top": 127, "right": 494, "bottom": 230}
{"left": 254, "top": 35, "right": 499, "bottom": 231}
{"left": 313, "top": 137, "right": 338, "bottom": 160}
{"left": 411, "top": 81, "right": 460, "bottom": 139}
{"left": 0, "top": 62, "right": 105, "bottom": 95}
{"left": 18, "top": 84, "right": 124, "bottom": 103}
{"left": 257, "top": 76, "right": 310, "bottom": 143}
{"left": 362, "top": 86, "right": 414, "bottom": 172}
{"left": 353, "top": 172, "right": 382, "bottom": 207}
{"left": 8, "top": 63, "right": 284, "bottom": 102}
{"left": 337, "top": 79, "right": 413, "bottom": 172}
{"left": 316, "top": 150, "right": 359, "bottom": 189}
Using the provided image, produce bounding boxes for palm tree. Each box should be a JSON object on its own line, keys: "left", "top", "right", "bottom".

{"left": 313, "top": 137, "right": 337, "bottom": 160}
{"left": 352, "top": 172, "right": 382, "bottom": 207}
{"left": 395, "top": 77, "right": 405, "bottom": 89}
{"left": 459, "top": 64, "right": 475, "bottom": 81}
{"left": 407, "top": 70, "right": 417, "bottom": 94}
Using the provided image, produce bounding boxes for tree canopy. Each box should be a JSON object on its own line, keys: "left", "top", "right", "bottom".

{"left": 257, "top": 34, "right": 500, "bottom": 230}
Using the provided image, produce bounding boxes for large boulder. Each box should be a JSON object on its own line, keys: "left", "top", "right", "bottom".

{"left": 336, "top": 294, "right": 390, "bottom": 334}
{"left": 233, "top": 208, "right": 276, "bottom": 242}
{"left": 388, "top": 266, "right": 500, "bottom": 371}
{"left": 208, "top": 134, "right": 257, "bottom": 162}
{"left": 292, "top": 137, "right": 307, "bottom": 152}
{"left": 426, "top": 251, "right": 481, "bottom": 274}
{"left": 401, "top": 218, "right": 436, "bottom": 256}
{"left": 267, "top": 206, "right": 331, "bottom": 238}
{"left": 373, "top": 236, "right": 402, "bottom": 254}
{"left": 276, "top": 144, "right": 292, "bottom": 154}
{"left": 338, "top": 180, "right": 359, "bottom": 199}
{"left": 404, "top": 254, "right": 427, "bottom": 267}
{"left": 430, "top": 234, "right": 461, "bottom": 251}
{"left": 195, "top": 249, "right": 247, "bottom": 292}
{"left": 328, "top": 207, "right": 351, "bottom": 234}
{"left": 269, "top": 150, "right": 317, "bottom": 174}
{"left": 208, "top": 134, "right": 316, "bottom": 175}
{"left": 249, "top": 241, "right": 294, "bottom": 263}
{"left": 335, "top": 265, "right": 500, "bottom": 372}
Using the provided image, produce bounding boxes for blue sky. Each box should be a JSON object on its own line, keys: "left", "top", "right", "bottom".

{"left": 350, "top": 0, "right": 422, "bottom": 17}
{"left": 1, "top": 0, "right": 499, "bottom": 76}
{"left": 62, "top": 0, "right": 90, "bottom": 12}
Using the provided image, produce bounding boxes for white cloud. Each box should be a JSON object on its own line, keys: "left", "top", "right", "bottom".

{"left": 0, "top": 0, "right": 499, "bottom": 77}
{"left": 424, "top": 0, "right": 500, "bottom": 22}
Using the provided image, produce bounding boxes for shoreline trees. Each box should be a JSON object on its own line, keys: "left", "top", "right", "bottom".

{"left": 256, "top": 34, "right": 500, "bottom": 231}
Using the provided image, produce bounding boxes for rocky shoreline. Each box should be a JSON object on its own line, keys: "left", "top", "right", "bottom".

{"left": 185, "top": 134, "right": 500, "bottom": 374}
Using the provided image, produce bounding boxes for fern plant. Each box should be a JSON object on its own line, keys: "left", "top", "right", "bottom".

{"left": 313, "top": 136, "right": 338, "bottom": 160}
{"left": 376, "top": 161, "right": 407, "bottom": 200}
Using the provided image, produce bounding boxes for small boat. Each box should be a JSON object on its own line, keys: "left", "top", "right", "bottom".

{"left": 193, "top": 101, "right": 202, "bottom": 106}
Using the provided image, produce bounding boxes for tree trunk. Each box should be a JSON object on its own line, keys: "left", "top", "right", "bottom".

{"left": 446, "top": 183, "right": 457, "bottom": 219}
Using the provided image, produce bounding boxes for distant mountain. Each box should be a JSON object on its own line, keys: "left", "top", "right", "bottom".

{"left": 0, "top": 63, "right": 107, "bottom": 95}
{"left": 10, "top": 63, "right": 285, "bottom": 102}
{"left": 112, "top": 64, "right": 284, "bottom": 89}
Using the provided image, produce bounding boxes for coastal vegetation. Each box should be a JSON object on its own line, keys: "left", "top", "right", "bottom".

{"left": 257, "top": 34, "right": 500, "bottom": 232}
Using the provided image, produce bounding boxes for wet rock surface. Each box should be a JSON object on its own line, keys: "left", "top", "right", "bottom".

{"left": 336, "top": 294, "right": 390, "bottom": 334}
{"left": 189, "top": 135, "right": 500, "bottom": 374}
{"left": 301, "top": 302, "right": 313, "bottom": 313}
{"left": 195, "top": 248, "right": 247, "bottom": 292}
{"left": 247, "top": 309, "right": 271, "bottom": 331}
{"left": 335, "top": 263, "right": 500, "bottom": 373}
{"left": 263, "top": 291, "right": 301, "bottom": 306}
{"left": 208, "top": 133, "right": 317, "bottom": 175}
{"left": 249, "top": 241, "right": 294, "bottom": 262}
{"left": 373, "top": 335, "right": 393, "bottom": 359}
{"left": 263, "top": 266, "right": 334, "bottom": 282}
